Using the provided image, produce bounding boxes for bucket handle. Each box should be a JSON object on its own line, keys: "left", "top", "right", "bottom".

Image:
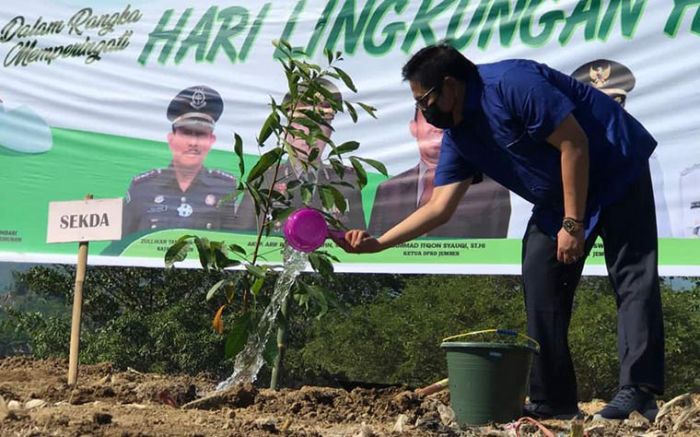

{"left": 442, "top": 329, "right": 540, "bottom": 354}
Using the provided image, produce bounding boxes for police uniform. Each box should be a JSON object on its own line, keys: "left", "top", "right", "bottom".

{"left": 571, "top": 59, "right": 672, "bottom": 237}
{"left": 122, "top": 166, "right": 239, "bottom": 234}
{"left": 122, "top": 85, "right": 241, "bottom": 235}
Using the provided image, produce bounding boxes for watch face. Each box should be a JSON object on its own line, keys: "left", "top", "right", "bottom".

{"left": 562, "top": 219, "right": 579, "bottom": 234}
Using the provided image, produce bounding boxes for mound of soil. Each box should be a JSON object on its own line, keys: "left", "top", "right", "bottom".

{"left": 1, "top": 357, "right": 699, "bottom": 436}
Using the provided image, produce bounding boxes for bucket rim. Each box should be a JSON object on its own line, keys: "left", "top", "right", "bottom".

{"left": 440, "top": 341, "right": 538, "bottom": 353}
{"left": 442, "top": 329, "right": 540, "bottom": 354}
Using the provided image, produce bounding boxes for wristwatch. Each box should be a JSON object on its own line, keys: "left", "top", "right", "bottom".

{"left": 562, "top": 217, "right": 583, "bottom": 235}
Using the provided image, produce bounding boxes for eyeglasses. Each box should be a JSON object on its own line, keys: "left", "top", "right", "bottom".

{"left": 414, "top": 86, "right": 437, "bottom": 112}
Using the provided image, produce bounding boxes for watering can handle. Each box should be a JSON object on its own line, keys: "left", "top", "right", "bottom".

{"left": 442, "top": 329, "right": 540, "bottom": 354}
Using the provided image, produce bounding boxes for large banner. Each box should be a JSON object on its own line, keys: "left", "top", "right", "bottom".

{"left": 1, "top": 0, "right": 699, "bottom": 275}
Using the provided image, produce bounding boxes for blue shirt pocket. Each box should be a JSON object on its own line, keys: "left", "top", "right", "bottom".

{"left": 503, "top": 133, "right": 562, "bottom": 207}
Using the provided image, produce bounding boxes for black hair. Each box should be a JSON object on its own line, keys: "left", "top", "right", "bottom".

{"left": 402, "top": 42, "right": 478, "bottom": 90}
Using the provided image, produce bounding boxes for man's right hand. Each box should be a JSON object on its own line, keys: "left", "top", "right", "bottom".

{"left": 333, "top": 229, "right": 384, "bottom": 253}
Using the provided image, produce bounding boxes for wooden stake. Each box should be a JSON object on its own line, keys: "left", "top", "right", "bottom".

{"left": 67, "top": 194, "right": 92, "bottom": 386}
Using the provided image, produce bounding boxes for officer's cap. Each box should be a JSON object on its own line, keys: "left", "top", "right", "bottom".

{"left": 167, "top": 85, "right": 224, "bottom": 131}
{"left": 571, "top": 59, "right": 636, "bottom": 98}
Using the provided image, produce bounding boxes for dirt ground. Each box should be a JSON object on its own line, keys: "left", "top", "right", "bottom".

{"left": 1, "top": 357, "right": 699, "bottom": 436}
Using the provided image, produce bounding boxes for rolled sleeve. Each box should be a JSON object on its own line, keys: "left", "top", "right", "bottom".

{"left": 434, "top": 133, "right": 482, "bottom": 186}
{"left": 500, "top": 64, "right": 575, "bottom": 142}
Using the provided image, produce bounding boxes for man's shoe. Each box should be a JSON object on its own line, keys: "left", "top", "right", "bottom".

{"left": 594, "top": 386, "right": 658, "bottom": 421}
{"left": 523, "top": 402, "right": 581, "bottom": 420}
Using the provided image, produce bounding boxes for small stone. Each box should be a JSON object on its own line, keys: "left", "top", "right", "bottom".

{"left": 93, "top": 412, "right": 112, "bottom": 425}
{"left": 7, "top": 400, "right": 21, "bottom": 410}
{"left": 392, "top": 414, "right": 409, "bottom": 433}
{"left": 24, "top": 399, "right": 47, "bottom": 410}
{"left": 254, "top": 417, "right": 278, "bottom": 433}
{"left": 353, "top": 422, "right": 375, "bottom": 437}
{"left": 625, "top": 410, "right": 651, "bottom": 429}
{"left": 437, "top": 403, "right": 456, "bottom": 426}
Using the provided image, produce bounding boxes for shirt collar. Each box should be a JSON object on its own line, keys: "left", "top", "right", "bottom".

{"left": 462, "top": 76, "right": 483, "bottom": 114}
{"left": 166, "top": 162, "right": 209, "bottom": 187}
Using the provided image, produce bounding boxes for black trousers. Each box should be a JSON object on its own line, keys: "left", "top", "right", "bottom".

{"left": 522, "top": 163, "right": 664, "bottom": 405}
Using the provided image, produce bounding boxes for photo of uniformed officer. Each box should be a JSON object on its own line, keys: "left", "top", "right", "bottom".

{"left": 571, "top": 59, "right": 672, "bottom": 237}
{"left": 121, "top": 85, "right": 239, "bottom": 236}
{"left": 368, "top": 108, "right": 511, "bottom": 238}
{"left": 234, "top": 78, "right": 365, "bottom": 232}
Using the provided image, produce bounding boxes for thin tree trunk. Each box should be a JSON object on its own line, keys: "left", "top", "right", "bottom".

{"left": 269, "top": 295, "right": 289, "bottom": 390}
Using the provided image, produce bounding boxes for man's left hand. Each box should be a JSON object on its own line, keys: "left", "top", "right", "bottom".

{"left": 557, "top": 228, "right": 584, "bottom": 264}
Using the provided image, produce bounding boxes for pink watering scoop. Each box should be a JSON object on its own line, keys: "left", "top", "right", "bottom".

{"left": 283, "top": 208, "right": 346, "bottom": 253}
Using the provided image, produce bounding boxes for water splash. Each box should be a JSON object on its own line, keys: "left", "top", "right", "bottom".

{"left": 216, "top": 245, "right": 308, "bottom": 390}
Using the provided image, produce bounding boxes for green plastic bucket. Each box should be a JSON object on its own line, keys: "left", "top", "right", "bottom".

{"left": 440, "top": 329, "right": 539, "bottom": 426}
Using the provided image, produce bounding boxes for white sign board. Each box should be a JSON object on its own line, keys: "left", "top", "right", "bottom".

{"left": 47, "top": 198, "right": 123, "bottom": 243}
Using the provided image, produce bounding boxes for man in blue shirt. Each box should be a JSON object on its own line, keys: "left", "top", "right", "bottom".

{"left": 337, "top": 44, "right": 664, "bottom": 421}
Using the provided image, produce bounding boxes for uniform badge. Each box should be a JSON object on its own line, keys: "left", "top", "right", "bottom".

{"left": 190, "top": 88, "right": 206, "bottom": 110}
{"left": 147, "top": 205, "right": 168, "bottom": 213}
{"left": 154, "top": 195, "right": 164, "bottom": 204}
{"left": 589, "top": 64, "right": 611, "bottom": 88}
{"left": 205, "top": 194, "right": 217, "bottom": 206}
{"left": 177, "top": 203, "right": 193, "bottom": 217}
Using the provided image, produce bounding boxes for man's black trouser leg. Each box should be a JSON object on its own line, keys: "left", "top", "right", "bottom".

{"left": 523, "top": 163, "right": 664, "bottom": 405}
{"left": 522, "top": 220, "right": 593, "bottom": 405}
{"left": 598, "top": 164, "right": 664, "bottom": 393}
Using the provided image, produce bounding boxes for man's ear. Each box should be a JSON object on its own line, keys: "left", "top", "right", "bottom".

{"left": 166, "top": 131, "right": 174, "bottom": 144}
{"left": 443, "top": 76, "right": 457, "bottom": 87}
{"left": 409, "top": 119, "right": 418, "bottom": 139}
{"left": 210, "top": 133, "right": 217, "bottom": 143}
